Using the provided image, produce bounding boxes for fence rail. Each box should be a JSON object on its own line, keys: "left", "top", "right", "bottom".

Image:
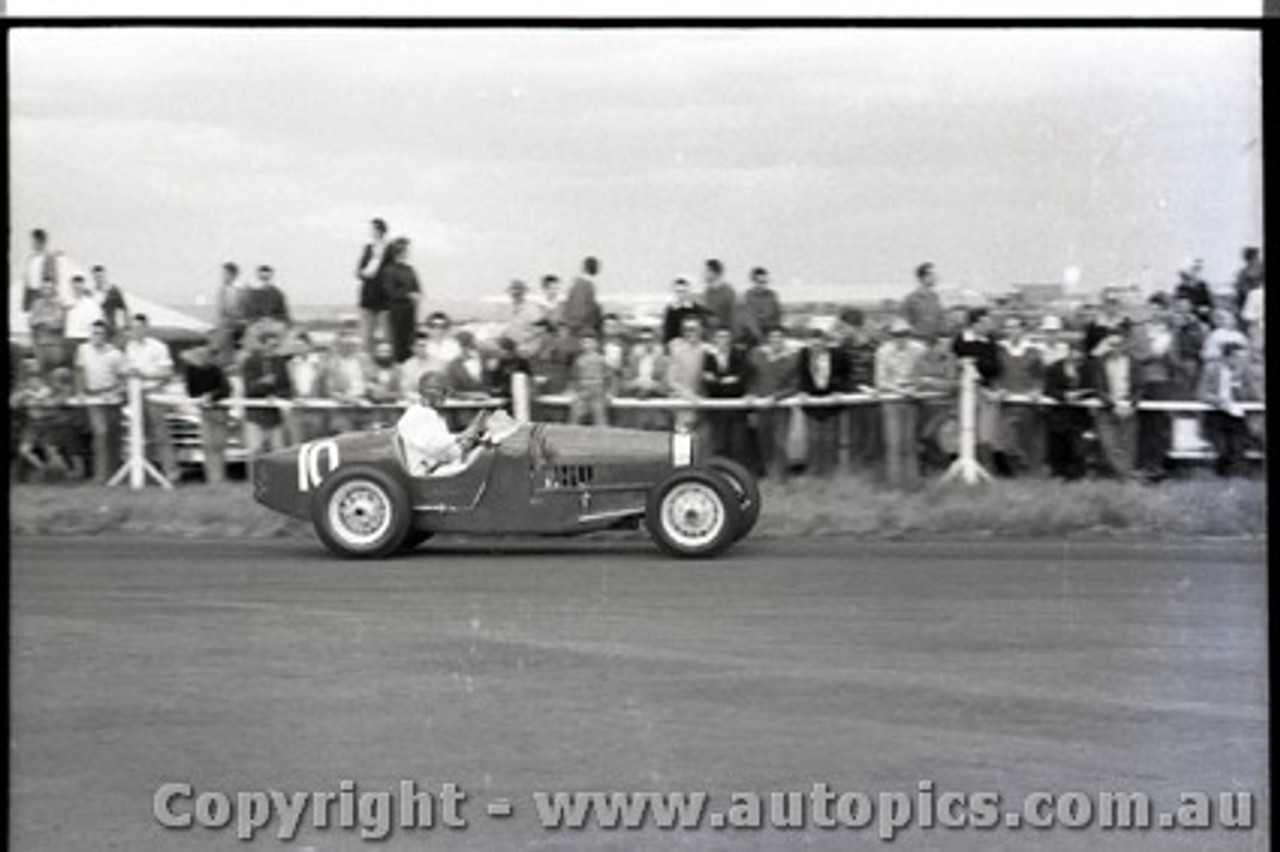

{"left": 11, "top": 365, "right": 1266, "bottom": 489}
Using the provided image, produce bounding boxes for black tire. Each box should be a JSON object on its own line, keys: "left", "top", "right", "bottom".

{"left": 706, "top": 456, "right": 761, "bottom": 541}
{"left": 645, "top": 469, "right": 743, "bottom": 559}
{"left": 400, "top": 529, "right": 436, "bottom": 551}
{"left": 311, "top": 465, "right": 412, "bottom": 559}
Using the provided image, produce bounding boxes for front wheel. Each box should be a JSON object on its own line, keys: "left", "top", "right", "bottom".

{"left": 311, "top": 465, "right": 412, "bottom": 559}
{"left": 706, "top": 456, "right": 761, "bottom": 541}
{"left": 645, "top": 469, "right": 743, "bottom": 559}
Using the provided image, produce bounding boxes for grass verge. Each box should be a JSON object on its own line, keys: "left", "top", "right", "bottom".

{"left": 9, "top": 475, "right": 1267, "bottom": 541}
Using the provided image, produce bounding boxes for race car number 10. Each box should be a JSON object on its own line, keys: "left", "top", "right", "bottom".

{"left": 297, "top": 440, "right": 340, "bottom": 492}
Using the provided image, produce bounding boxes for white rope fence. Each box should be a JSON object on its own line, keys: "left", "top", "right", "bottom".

{"left": 14, "top": 363, "right": 1266, "bottom": 489}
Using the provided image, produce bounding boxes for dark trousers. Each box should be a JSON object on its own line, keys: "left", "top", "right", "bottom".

{"left": 707, "top": 410, "right": 750, "bottom": 466}
{"left": 388, "top": 301, "right": 417, "bottom": 363}
{"left": 1204, "top": 410, "right": 1251, "bottom": 477}
{"left": 806, "top": 412, "right": 840, "bottom": 477}
{"left": 754, "top": 408, "right": 791, "bottom": 480}
{"left": 1046, "top": 427, "right": 1087, "bottom": 480}
{"left": 845, "top": 404, "right": 882, "bottom": 474}
{"left": 1136, "top": 382, "right": 1174, "bottom": 475}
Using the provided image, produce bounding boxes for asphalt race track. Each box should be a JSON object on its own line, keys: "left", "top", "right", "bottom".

{"left": 10, "top": 534, "right": 1268, "bottom": 852}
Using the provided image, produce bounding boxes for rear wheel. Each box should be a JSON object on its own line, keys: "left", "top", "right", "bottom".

{"left": 311, "top": 465, "right": 411, "bottom": 559}
{"left": 645, "top": 469, "right": 742, "bottom": 558}
{"left": 706, "top": 456, "right": 761, "bottom": 541}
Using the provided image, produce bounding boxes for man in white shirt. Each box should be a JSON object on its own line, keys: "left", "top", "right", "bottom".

{"left": 74, "top": 320, "right": 126, "bottom": 482}
{"left": 502, "top": 279, "right": 546, "bottom": 359}
{"left": 123, "top": 313, "right": 179, "bottom": 481}
{"left": 397, "top": 373, "right": 488, "bottom": 476}
{"left": 63, "top": 275, "right": 103, "bottom": 349}
{"left": 21, "top": 228, "right": 55, "bottom": 312}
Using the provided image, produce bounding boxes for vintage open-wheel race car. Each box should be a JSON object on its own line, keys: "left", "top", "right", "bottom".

{"left": 252, "top": 412, "right": 760, "bottom": 559}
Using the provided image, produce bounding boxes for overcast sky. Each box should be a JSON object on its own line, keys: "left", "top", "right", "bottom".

{"left": 9, "top": 27, "right": 1262, "bottom": 314}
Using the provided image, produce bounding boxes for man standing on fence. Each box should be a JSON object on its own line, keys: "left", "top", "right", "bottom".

{"left": 701, "top": 260, "right": 737, "bottom": 335}
{"left": 122, "top": 314, "right": 180, "bottom": 483}
{"left": 214, "top": 262, "right": 248, "bottom": 361}
{"left": 662, "top": 277, "right": 706, "bottom": 345}
{"left": 564, "top": 256, "right": 604, "bottom": 339}
{"left": 243, "top": 265, "right": 291, "bottom": 327}
{"left": 903, "top": 262, "right": 945, "bottom": 340}
{"left": 21, "top": 228, "right": 56, "bottom": 312}
{"left": 74, "top": 320, "right": 126, "bottom": 483}
{"left": 875, "top": 317, "right": 924, "bottom": 489}
{"left": 64, "top": 275, "right": 102, "bottom": 354}
{"left": 91, "top": 265, "right": 129, "bottom": 339}
{"left": 356, "top": 218, "right": 391, "bottom": 355}
{"left": 738, "top": 267, "right": 782, "bottom": 348}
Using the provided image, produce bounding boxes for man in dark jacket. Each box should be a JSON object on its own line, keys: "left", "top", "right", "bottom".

{"left": 701, "top": 324, "right": 752, "bottom": 466}
{"left": 797, "top": 328, "right": 851, "bottom": 477}
{"left": 662, "top": 277, "right": 706, "bottom": 345}
{"left": 563, "top": 256, "right": 603, "bottom": 338}
{"left": 380, "top": 237, "right": 421, "bottom": 363}
{"left": 1042, "top": 345, "right": 1094, "bottom": 480}
{"left": 181, "top": 339, "right": 232, "bottom": 483}
{"left": 241, "top": 325, "right": 294, "bottom": 457}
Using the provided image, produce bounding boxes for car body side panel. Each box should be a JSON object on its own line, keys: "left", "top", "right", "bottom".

{"left": 253, "top": 422, "right": 699, "bottom": 535}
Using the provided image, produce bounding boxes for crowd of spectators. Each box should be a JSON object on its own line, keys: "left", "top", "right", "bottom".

{"left": 10, "top": 221, "right": 1267, "bottom": 487}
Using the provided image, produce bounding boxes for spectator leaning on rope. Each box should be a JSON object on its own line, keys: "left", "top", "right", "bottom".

{"left": 1198, "top": 340, "right": 1260, "bottom": 478}
{"left": 875, "top": 317, "right": 925, "bottom": 489}
{"left": 701, "top": 323, "right": 753, "bottom": 466}
{"left": 666, "top": 313, "right": 708, "bottom": 434}
{"left": 240, "top": 324, "right": 294, "bottom": 456}
{"left": 74, "top": 320, "right": 126, "bottom": 482}
{"left": 796, "top": 327, "right": 851, "bottom": 478}
{"left": 992, "top": 315, "right": 1044, "bottom": 476}
{"left": 915, "top": 333, "right": 959, "bottom": 474}
{"left": 747, "top": 326, "right": 799, "bottom": 480}
{"left": 1168, "top": 294, "right": 1207, "bottom": 398}
{"left": 835, "top": 307, "right": 882, "bottom": 475}
{"left": 324, "top": 331, "right": 373, "bottom": 434}
{"left": 1082, "top": 325, "right": 1137, "bottom": 480}
{"left": 1042, "top": 344, "right": 1093, "bottom": 481}
{"left": 286, "top": 331, "right": 331, "bottom": 443}
{"left": 620, "top": 325, "right": 671, "bottom": 432}
{"left": 181, "top": 339, "right": 232, "bottom": 484}
{"left": 568, "top": 332, "right": 612, "bottom": 427}
{"left": 123, "top": 313, "right": 180, "bottom": 482}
